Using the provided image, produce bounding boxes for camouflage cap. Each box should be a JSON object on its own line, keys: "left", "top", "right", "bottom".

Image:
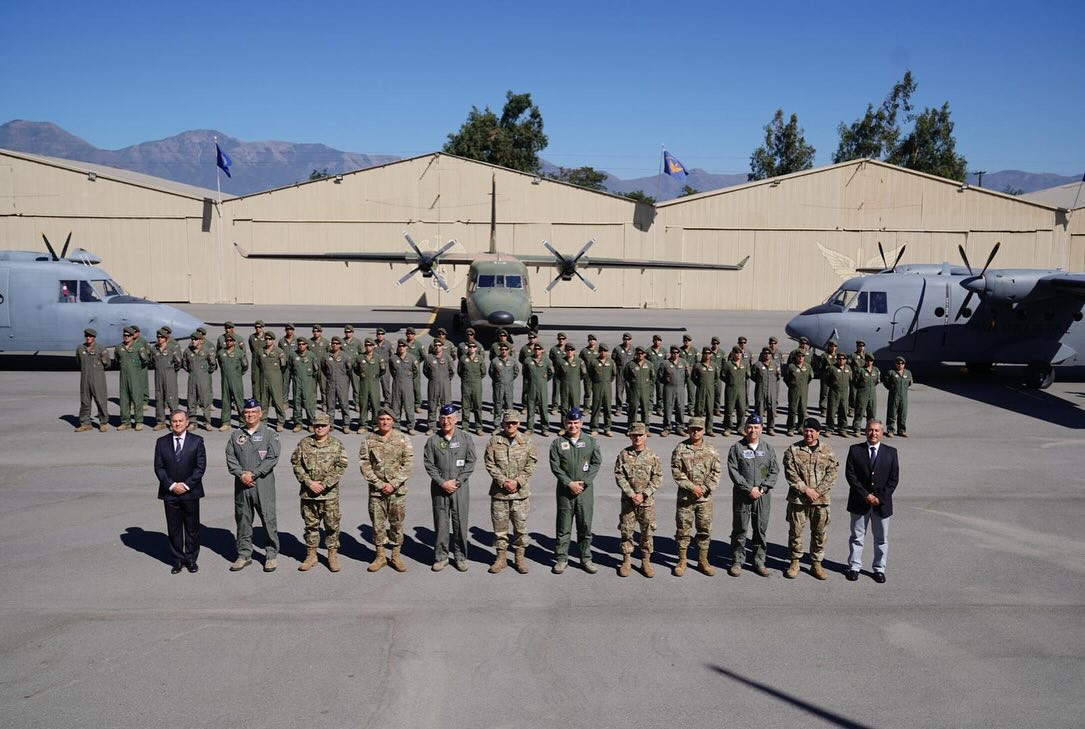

{"left": 496, "top": 328, "right": 509, "bottom": 337}
{"left": 285, "top": 323, "right": 295, "bottom": 330}
{"left": 436, "top": 327, "right": 447, "bottom": 335}
{"left": 895, "top": 356, "right": 906, "bottom": 364}
{"left": 653, "top": 334, "right": 662, "bottom": 342}
{"left": 162, "top": 325, "right": 173, "bottom": 334}
{"left": 798, "top": 336, "right": 809, "bottom": 344}
{"left": 84, "top": 327, "right": 97, "bottom": 337}
{"left": 711, "top": 336, "right": 720, "bottom": 344}
{"left": 196, "top": 326, "right": 208, "bottom": 336}
{"left": 378, "top": 406, "right": 396, "bottom": 419}
{"left": 375, "top": 327, "right": 385, "bottom": 335}
{"left": 131, "top": 324, "right": 142, "bottom": 332}
{"left": 364, "top": 337, "right": 375, "bottom": 346}
{"left": 156, "top": 328, "right": 169, "bottom": 337}
{"left": 499, "top": 342, "right": 510, "bottom": 350}
{"left": 344, "top": 324, "right": 354, "bottom": 332}
{"left": 465, "top": 327, "right": 476, "bottom": 335}
{"left": 565, "top": 344, "right": 576, "bottom": 352}
{"left": 254, "top": 320, "right": 264, "bottom": 327}
{"left": 224, "top": 333, "right": 236, "bottom": 342}
{"left": 468, "top": 341, "right": 479, "bottom": 348}
{"left": 856, "top": 340, "right": 866, "bottom": 347}
{"left": 826, "top": 340, "right": 838, "bottom": 348}
{"left": 527, "top": 331, "right": 538, "bottom": 338}
{"left": 190, "top": 330, "right": 203, "bottom": 339}
{"left": 670, "top": 345, "right": 680, "bottom": 352}
{"left": 622, "top": 332, "right": 632, "bottom": 340}
{"left": 264, "top": 332, "right": 276, "bottom": 341}
{"left": 635, "top": 346, "right": 646, "bottom": 354}
{"left": 397, "top": 338, "right": 407, "bottom": 347}
{"left": 628, "top": 422, "right": 647, "bottom": 435}
{"left": 587, "top": 334, "right": 597, "bottom": 341}
{"left": 683, "top": 334, "right": 692, "bottom": 341}
{"left": 702, "top": 347, "right": 712, "bottom": 354}
{"left": 405, "top": 327, "right": 415, "bottom": 335}
{"left": 598, "top": 343, "right": 609, "bottom": 352}
{"left": 731, "top": 346, "right": 742, "bottom": 354}
{"left": 687, "top": 417, "right": 705, "bottom": 430}
{"left": 312, "top": 412, "right": 331, "bottom": 427}
{"left": 557, "top": 332, "right": 567, "bottom": 339}
{"left": 224, "top": 321, "right": 235, "bottom": 328}
{"left": 122, "top": 326, "right": 134, "bottom": 335}
{"left": 795, "top": 349, "right": 806, "bottom": 357}
{"left": 865, "top": 353, "right": 875, "bottom": 361}
{"left": 836, "top": 352, "right": 847, "bottom": 359}
{"left": 802, "top": 417, "right": 822, "bottom": 431}
{"left": 330, "top": 335, "right": 343, "bottom": 344}
{"left": 296, "top": 337, "right": 309, "bottom": 345}
{"left": 769, "top": 336, "right": 778, "bottom": 344}
{"left": 501, "top": 409, "right": 522, "bottom": 423}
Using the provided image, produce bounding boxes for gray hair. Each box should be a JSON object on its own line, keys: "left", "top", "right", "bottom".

{"left": 865, "top": 418, "right": 883, "bottom": 430}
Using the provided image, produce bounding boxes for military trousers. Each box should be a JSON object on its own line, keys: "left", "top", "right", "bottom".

{"left": 412, "top": 369, "right": 422, "bottom": 409}
{"left": 723, "top": 385, "right": 747, "bottom": 432}
{"left": 755, "top": 389, "right": 777, "bottom": 428}
{"left": 786, "top": 503, "right": 830, "bottom": 562}
{"left": 654, "top": 378, "right": 664, "bottom": 413}
{"left": 730, "top": 488, "right": 771, "bottom": 568}
{"left": 301, "top": 496, "right": 341, "bottom": 549}
{"left": 554, "top": 483, "right": 594, "bottom": 563}
{"left": 391, "top": 385, "right": 416, "bottom": 431}
{"left": 491, "top": 496, "right": 530, "bottom": 552}
{"left": 675, "top": 496, "right": 713, "bottom": 553}
{"left": 825, "top": 389, "right": 849, "bottom": 433}
{"left": 619, "top": 497, "right": 656, "bottom": 555}
{"left": 851, "top": 390, "right": 877, "bottom": 433}
{"left": 492, "top": 383, "right": 515, "bottom": 422}
{"left": 369, "top": 491, "right": 406, "bottom": 548}
{"left": 427, "top": 382, "right": 452, "bottom": 429}
{"left": 326, "top": 380, "right": 351, "bottom": 426}
{"left": 187, "top": 376, "right": 214, "bottom": 426}
{"left": 662, "top": 385, "right": 685, "bottom": 433}
{"left": 614, "top": 374, "right": 627, "bottom": 411}
{"left": 627, "top": 390, "right": 652, "bottom": 432}
{"left": 461, "top": 384, "right": 485, "bottom": 431}
{"left": 694, "top": 388, "right": 715, "bottom": 434}
{"left": 260, "top": 377, "right": 289, "bottom": 424}
{"left": 221, "top": 375, "right": 246, "bottom": 425}
{"left": 550, "top": 372, "right": 561, "bottom": 412}
{"left": 234, "top": 480, "right": 279, "bottom": 560}
{"left": 713, "top": 378, "right": 723, "bottom": 414}
{"left": 293, "top": 380, "right": 318, "bottom": 427}
{"left": 589, "top": 383, "right": 612, "bottom": 431}
{"left": 685, "top": 378, "right": 696, "bottom": 415}
{"left": 431, "top": 482, "right": 470, "bottom": 564}
{"left": 154, "top": 372, "right": 179, "bottom": 424}
{"left": 886, "top": 392, "right": 908, "bottom": 434}
{"left": 558, "top": 382, "right": 580, "bottom": 417}
{"left": 357, "top": 384, "right": 381, "bottom": 431}
{"left": 786, "top": 386, "right": 808, "bottom": 432}
{"left": 250, "top": 366, "right": 263, "bottom": 410}
{"left": 524, "top": 389, "right": 549, "bottom": 434}
{"left": 119, "top": 373, "right": 142, "bottom": 425}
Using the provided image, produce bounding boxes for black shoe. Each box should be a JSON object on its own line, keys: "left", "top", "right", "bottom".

{"left": 845, "top": 569, "right": 859, "bottom": 581}
{"left": 873, "top": 571, "right": 886, "bottom": 583}
{"left": 186, "top": 562, "right": 198, "bottom": 573}
{"left": 171, "top": 564, "right": 183, "bottom": 574}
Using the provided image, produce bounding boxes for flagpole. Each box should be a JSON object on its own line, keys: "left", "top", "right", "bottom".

{"left": 655, "top": 144, "right": 665, "bottom": 201}
{"left": 214, "top": 136, "right": 224, "bottom": 304}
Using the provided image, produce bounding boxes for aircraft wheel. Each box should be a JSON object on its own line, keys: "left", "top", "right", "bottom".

{"left": 966, "top": 362, "right": 993, "bottom": 376}
{"left": 1023, "top": 363, "right": 1054, "bottom": 389}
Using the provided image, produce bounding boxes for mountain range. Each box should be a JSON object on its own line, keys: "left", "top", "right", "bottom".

{"left": 0, "top": 119, "right": 1075, "bottom": 200}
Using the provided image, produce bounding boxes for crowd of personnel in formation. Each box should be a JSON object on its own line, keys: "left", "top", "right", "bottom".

{"left": 155, "top": 399, "right": 900, "bottom": 582}
{"left": 77, "top": 321, "right": 916, "bottom": 439}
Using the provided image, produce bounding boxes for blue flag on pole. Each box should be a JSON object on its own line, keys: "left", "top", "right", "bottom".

{"left": 216, "top": 144, "right": 232, "bottom": 178}
{"left": 663, "top": 150, "right": 688, "bottom": 180}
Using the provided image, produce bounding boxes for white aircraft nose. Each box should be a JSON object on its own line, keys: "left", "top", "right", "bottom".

{"left": 785, "top": 312, "right": 820, "bottom": 343}
{"left": 165, "top": 309, "right": 206, "bottom": 338}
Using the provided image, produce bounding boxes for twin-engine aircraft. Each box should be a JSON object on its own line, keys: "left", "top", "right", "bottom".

{"left": 785, "top": 242, "right": 1085, "bottom": 388}
{"left": 235, "top": 177, "right": 748, "bottom": 331}
{"left": 0, "top": 234, "right": 205, "bottom": 352}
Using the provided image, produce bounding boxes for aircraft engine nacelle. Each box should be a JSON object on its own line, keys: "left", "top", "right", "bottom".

{"left": 964, "top": 271, "right": 1055, "bottom": 303}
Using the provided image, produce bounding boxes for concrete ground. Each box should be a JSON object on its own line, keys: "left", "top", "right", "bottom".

{"left": 1, "top": 305, "right": 1083, "bottom": 729}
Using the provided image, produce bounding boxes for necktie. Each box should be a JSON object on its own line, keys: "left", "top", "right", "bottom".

{"left": 175, "top": 437, "right": 183, "bottom": 457}
{"left": 869, "top": 446, "right": 877, "bottom": 468}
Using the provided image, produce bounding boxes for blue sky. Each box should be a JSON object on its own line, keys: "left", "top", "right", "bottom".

{"left": 3, "top": 0, "right": 1083, "bottom": 177}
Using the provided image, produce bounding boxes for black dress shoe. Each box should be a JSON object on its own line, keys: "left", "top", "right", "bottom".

{"left": 845, "top": 569, "right": 859, "bottom": 581}
{"left": 186, "top": 563, "right": 199, "bottom": 573}
{"left": 873, "top": 571, "right": 886, "bottom": 583}
{"left": 171, "top": 564, "right": 183, "bottom": 574}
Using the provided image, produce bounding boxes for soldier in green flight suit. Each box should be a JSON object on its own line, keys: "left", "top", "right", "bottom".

{"left": 679, "top": 334, "right": 698, "bottom": 416}
{"left": 115, "top": 326, "right": 149, "bottom": 430}
{"left": 403, "top": 327, "right": 424, "bottom": 412}
{"left": 785, "top": 350, "right": 813, "bottom": 436}
{"left": 323, "top": 336, "right": 354, "bottom": 432}
{"left": 150, "top": 328, "right": 182, "bottom": 430}
{"left": 848, "top": 340, "right": 868, "bottom": 418}
{"left": 646, "top": 335, "right": 666, "bottom": 415}
{"left": 373, "top": 327, "right": 392, "bottom": 406}
{"left": 342, "top": 325, "right": 364, "bottom": 408}
{"left": 355, "top": 338, "right": 385, "bottom": 433}
{"left": 692, "top": 348, "right": 719, "bottom": 437}
{"left": 579, "top": 334, "right": 601, "bottom": 411}
{"left": 424, "top": 339, "right": 456, "bottom": 433}
{"left": 489, "top": 342, "right": 520, "bottom": 427}
{"left": 518, "top": 331, "right": 540, "bottom": 408}
{"left": 289, "top": 337, "right": 319, "bottom": 432}
{"left": 258, "top": 331, "right": 289, "bottom": 432}
{"left": 726, "top": 414, "right": 780, "bottom": 577}
{"left": 182, "top": 331, "right": 217, "bottom": 431}
{"left": 721, "top": 347, "right": 749, "bottom": 436}
{"left": 248, "top": 320, "right": 266, "bottom": 406}
{"left": 708, "top": 337, "right": 725, "bottom": 416}
{"left": 75, "top": 328, "right": 110, "bottom": 432}
{"left": 816, "top": 340, "right": 839, "bottom": 414}
{"left": 659, "top": 345, "right": 689, "bottom": 436}
{"left": 548, "top": 333, "right": 569, "bottom": 414}
{"left": 278, "top": 323, "right": 298, "bottom": 407}
{"left": 309, "top": 325, "right": 330, "bottom": 410}
{"left": 457, "top": 341, "right": 487, "bottom": 435}
{"left": 549, "top": 408, "right": 602, "bottom": 574}
{"left": 389, "top": 339, "right": 418, "bottom": 434}
{"left": 522, "top": 343, "right": 552, "bottom": 435}
{"left": 131, "top": 324, "right": 152, "bottom": 413}
{"left": 850, "top": 353, "right": 880, "bottom": 436}
{"left": 882, "top": 356, "right": 914, "bottom": 437}
{"left": 612, "top": 332, "right": 635, "bottom": 416}
{"left": 751, "top": 348, "right": 780, "bottom": 434}
{"left": 217, "top": 333, "right": 248, "bottom": 431}
{"left": 624, "top": 346, "right": 654, "bottom": 433}
{"left": 824, "top": 352, "right": 852, "bottom": 437}
{"left": 587, "top": 344, "right": 616, "bottom": 436}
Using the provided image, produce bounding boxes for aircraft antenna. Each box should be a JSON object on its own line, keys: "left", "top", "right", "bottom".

{"left": 489, "top": 174, "right": 497, "bottom": 255}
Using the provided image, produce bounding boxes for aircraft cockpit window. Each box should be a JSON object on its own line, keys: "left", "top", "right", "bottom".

{"left": 78, "top": 280, "right": 102, "bottom": 302}
{"left": 477, "top": 275, "right": 496, "bottom": 288}
{"left": 827, "top": 289, "right": 858, "bottom": 309}
{"left": 92, "top": 279, "right": 125, "bottom": 298}
{"left": 847, "top": 291, "right": 868, "bottom": 313}
{"left": 504, "top": 275, "right": 523, "bottom": 289}
{"left": 58, "top": 280, "right": 77, "bottom": 303}
{"left": 869, "top": 291, "right": 887, "bottom": 314}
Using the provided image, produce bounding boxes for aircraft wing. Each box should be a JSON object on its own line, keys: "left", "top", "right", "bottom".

{"left": 517, "top": 254, "right": 749, "bottom": 271}
{"left": 233, "top": 243, "right": 475, "bottom": 267}
{"left": 1046, "top": 273, "right": 1085, "bottom": 295}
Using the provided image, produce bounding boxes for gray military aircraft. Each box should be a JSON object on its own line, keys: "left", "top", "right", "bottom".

{"left": 0, "top": 233, "right": 205, "bottom": 352}
{"left": 784, "top": 242, "right": 1085, "bottom": 388}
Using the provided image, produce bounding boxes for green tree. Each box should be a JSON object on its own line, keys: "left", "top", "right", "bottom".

{"left": 550, "top": 166, "right": 607, "bottom": 191}
{"left": 678, "top": 184, "right": 700, "bottom": 197}
{"left": 833, "top": 71, "right": 916, "bottom": 163}
{"left": 309, "top": 168, "right": 330, "bottom": 181}
{"left": 888, "top": 102, "right": 967, "bottom": 181}
{"left": 443, "top": 90, "right": 548, "bottom": 174}
{"left": 748, "top": 109, "right": 816, "bottom": 181}
{"left": 623, "top": 190, "right": 656, "bottom": 204}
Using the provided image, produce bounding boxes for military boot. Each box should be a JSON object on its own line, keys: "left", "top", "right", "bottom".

{"left": 673, "top": 553, "right": 687, "bottom": 577}
{"left": 98, "top": 423, "right": 109, "bottom": 432}
{"left": 298, "top": 546, "right": 318, "bottom": 571}
{"left": 785, "top": 559, "right": 801, "bottom": 579}
{"left": 219, "top": 423, "right": 231, "bottom": 432}
{"left": 640, "top": 551, "right": 654, "bottom": 578}
{"left": 811, "top": 561, "right": 827, "bottom": 580}
{"left": 134, "top": 422, "right": 144, "bottom": 431}
{"left": 115, "top": 423, "right": 130, "bottom": 431}
{"left": 153, "top": 422, "right": 167, "bottom": 431}
{"left": 74, "top": 424, "right": 92, "bottom": 432}
{"left": 697, "top": 548, "right": 715, "bottom": 576}
{"left": 389, "top": 547, "right": 407, "bottom": 572}
{"left": 513, "top": 548, "right": 528, "bottom": 574}
{"left": 488, "top": 549, "right": 507, "bottom": 574}
{"left": 618, "top": 554, "right": 632, "bottom": 577}
{"left": 367, "top": 546, "right": 386, "bottom": 572}
{"left": 327, "top": 548, "right": 341, "bottom": 573}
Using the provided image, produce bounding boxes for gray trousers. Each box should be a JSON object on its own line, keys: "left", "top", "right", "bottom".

{"left": 662, "top": 385, "right": 686, "bottom": 431}
{"left": 431, "top": 482, "right": 470, "bottom": 563}
{"left": 848, "top": 512, "right": 890, "bottom": 572}
{"left": 234, "top": 480, "right": 279, "bottom": 559}
{"left": 154, "top": 372, "right": 179, "bottom": 423}
{"left": 731, "top": 488, "right": 771, "bottom": 567}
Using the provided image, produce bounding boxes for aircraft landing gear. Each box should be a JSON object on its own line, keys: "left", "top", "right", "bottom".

{"left": 1023, "top": 363, "right": 1054, "bottom": 389}
{"left": 966, "top": 362, "right": 993, "bottom": 376}
{"left": 528, "top": 314, "right": 539, "bottom": 331}
{"left": 452, "top": 314, "right": 463, "bottom": 332}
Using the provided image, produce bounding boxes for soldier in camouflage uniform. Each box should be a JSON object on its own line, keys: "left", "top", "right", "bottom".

{"left": 359, "top": 408, "right": 414, "bottom": 572}
{"left": 75, "top": 328, "right": 110, "bottom": 432}
{"left": 247, "top": 320, "right": 266, "bottom": 406}
{"left": 579, "top": 334, "right": 600, "bottom": 411}
{"left": 322, "top": 336, "right": 353, "bottom": 432}
{"left": 882, "top": 356, "right": 913, "bottom": 437}
{"left": 751, "top": 348, "right": 780, "bottom": 434}
{"left": 289, "top": 337, "right": 319, "bottom": 432}
{"left": 587, "top": 344, "right": 616, "bottom": 436}
{"left": 457, "top": 341, "right": 487, "bottom": 434}
{"left": 624, "top": 346, "right": 654, "bottom": 433}
{"left": 489, "top": 343, "right": 519, "bottom": 425}
{"left": 423, "top": 404, "right": 478, "bottom": 571}
{"left": 226, "top": 399, "right": 282, "bottom": 572}
{"left": 556, "top": 344, "right": 587, "bottom": 423}
{"left": 646, "top": 335, "right": 666, "bottom": 415}
{"left": 721, "top": 347, "right": 749, "bottom": 436}
{"left": 484, "top": 410, "right": 538, "bottom": 574}
{"left": 217, "top": 333, "right": 248, "bottom": 431}
{"left": 182, "top": 331, "right": 217, "bottom": 430}
{"left": 257, "top": 332, "right": 289, "bottom": 432}
{"left": 670, "top": 416, "right": 721, "bottom": 575}
{"left": 659, "top": 345, "right": 688, "bottom": 436}
{"left": 692, "top": 348, "right": 719, "bottom": 437}
{"left": 404, "top": 327, "right": 424, "bottom": 411}
{"left": 424, "top": 339, "right": 455, "bottom": 432}
{"left": 548, "top": 333, "right": 569, "bottom": 413}
{"left": 115, "top": 326, "right": 149, "bottom": 430}
{"left": 292, "top": 412, "right": 349, "bottom": 572}
{"left": 521, "top": 343, "right": 552, "bottom": 435}
{"left": 354, "top": 338, "right": 385, "bottom": 433}
{"left": 614, "top": 422, "right": 663, "bottom": 577}
{"left": 151, "top": 328, "right": 182, "bottom": 430}
{"left": 851, "top": 353, "right": 880, "bottom": 436}
{"left": 782, "top": 417, "right": 838, "bottom": 579}
{"left": 726, "top": 414, "right": 780, "bottom": 576}
{"left": 389, "top": 339, "right": 418, "bottom": 434}
{"left": 612, "top": 333, "right": 635, "bottom": 416}
{"left": 785, "top": 350, "right": 812, "bottom": 436}
{"left": 825, "top": 352, "right": 853, "bottom": 437}
{"left": 549, "top": 408, "right": 602, "bottom": 574}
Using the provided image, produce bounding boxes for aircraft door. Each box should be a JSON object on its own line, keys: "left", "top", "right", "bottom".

{"left": 0, "top": 267, "right": 9, "bottom": 328}
{"left": 890, "top": 306, "right": 916, "bottom": 351}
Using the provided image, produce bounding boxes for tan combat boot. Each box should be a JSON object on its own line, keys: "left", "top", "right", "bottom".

{"left": 327, "top": 548, "right": 341, "bottom": 572}
{"left": 513, "top": 548, "right": 528, "bottom": 574}
{"left": 641, "top": 551, "right": 654, "bottom": 578}
{"left": 698, "top": 548, "right": 716, "bottom": 576}
{"left": 785, "top": 559, "right": 801, "bottom": 579}
{"left": 617, "top": 554, "right": 632, "bottom": 577}
{"left": 298, "top": 546, "right": 318, "bottom": 571}
{"left": 74, "top": 424, "right": 92, "bottom": 432}
{"left": 134, "top": 423, "right": 144, "bottom": 431}
{"left": 219, "top": 423, "right": 231, "bottom": 432}
{"left": 115, "top": 423, "right": 130, "bottom": 431}
{"left": 389, "top": 547, "right": 407, "bottom": 572}
{"left": 488, "top": 548, "right": 507, "bottom": 574}
{"left": 367, "top": 546, "right": 386, "bottom": 572}
{"left": 98, "top": 423, "right": 109, "bottom": 432}
{"left": 673, "top": 554, "right": 687, "bottom": 577}
{"left": 811, "top": 561, "right": 827, "bottom": 580}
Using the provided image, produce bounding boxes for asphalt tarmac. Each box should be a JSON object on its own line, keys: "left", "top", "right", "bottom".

{"left": 1, "top": 306, "right": 1083, "bottom": 729}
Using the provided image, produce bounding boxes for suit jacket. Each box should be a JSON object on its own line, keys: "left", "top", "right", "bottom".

{"left": 154, "top": 432, "right": 207, "bottom": 501}
{"left": 844, "top": 441, "right": 899, "bottom": 517}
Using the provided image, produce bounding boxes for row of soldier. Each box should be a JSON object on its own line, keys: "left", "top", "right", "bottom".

{"left": 77, "top": 322, "right": 914, "bottom": 439}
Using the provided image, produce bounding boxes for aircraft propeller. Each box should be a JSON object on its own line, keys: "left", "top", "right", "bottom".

{"left": 41, "top": 232, "right": 73, "bottom": 262}
{"left": 398, "top": 233, "right": 456, "bottom": 291}
{"left": 878, "top": 240, "right": 906, "bottom": 272}
{"left": 543, "top": 239, "right": 597, "bottom": 292}
{"left": 954, "top": 241, "right": 1001, "bottom": 320}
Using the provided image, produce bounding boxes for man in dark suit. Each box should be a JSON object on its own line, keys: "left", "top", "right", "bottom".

{"left": 844, "top": 418, "right": 899, "bottom": 583}
{"left": 154, "top": 409, "right": 207, "bottom": 573}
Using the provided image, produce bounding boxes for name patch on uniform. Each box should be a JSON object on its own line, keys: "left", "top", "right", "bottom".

{"left": 450, "top": 442, "right": 460, "bottom": 449}
{"left": 575, "top": 441, "right": 585, "bottom": 448}
{"left": 743, "top": 449, "right": 755, "bottom": 459}
{"left": 456, "top": 459, "right": 465, "bottom": 467}
{"left": 252, "top": 435, "right": 264, "bottom": 442}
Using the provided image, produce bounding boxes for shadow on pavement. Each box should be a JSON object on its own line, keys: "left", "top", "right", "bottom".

{"left": 708, "top": 664, "right": 874, "bottom": 729}
{"left": 922, "top": 368, "right": 1085, "bottom": 429}
{"left": 120, "top": 525, "right": 236, "bottom": 565}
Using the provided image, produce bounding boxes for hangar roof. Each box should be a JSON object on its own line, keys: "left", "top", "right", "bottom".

{"left": 1022, "top": 179, "right": 1085, "bottom": 210}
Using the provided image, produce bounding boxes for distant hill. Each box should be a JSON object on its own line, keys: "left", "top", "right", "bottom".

{"left": 965, "top": 169, "right": 1078, "bottom": 195}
